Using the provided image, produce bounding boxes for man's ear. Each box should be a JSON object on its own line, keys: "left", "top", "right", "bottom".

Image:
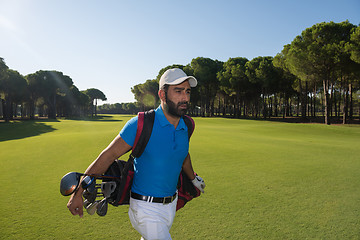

{"left": 158, "top": 89, "right": 166, "bottom": 102}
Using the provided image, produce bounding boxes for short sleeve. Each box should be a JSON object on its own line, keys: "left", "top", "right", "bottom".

{"left": 119, "top": 116, "right": 138, "bottom": 147}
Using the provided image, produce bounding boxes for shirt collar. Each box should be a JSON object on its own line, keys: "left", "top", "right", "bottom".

{"left": 155, "top": 105, "right": 186, "bottom": 130}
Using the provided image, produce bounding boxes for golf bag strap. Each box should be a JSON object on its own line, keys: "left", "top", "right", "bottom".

{"left": 132, "top": 113, "right": 144, "bottom": 152}
{"left": 131, "top": 109, "right": 155, "bottom": 158}
{"left": 183, "top": 115, "right": 195, "bottom": 139}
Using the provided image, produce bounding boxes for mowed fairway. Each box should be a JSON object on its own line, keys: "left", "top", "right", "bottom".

{"left": 1, "top": 115, "right": 359, "bottom": 239}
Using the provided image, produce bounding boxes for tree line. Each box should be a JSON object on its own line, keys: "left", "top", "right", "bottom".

{"left": 0, "top": 66, "right": 107, "bottom": 121}
{"left": 130, "top": 21, "right": 360, "bottom": 125}
{"left": 1, "top": 21, "right": 359, "bottom": 124}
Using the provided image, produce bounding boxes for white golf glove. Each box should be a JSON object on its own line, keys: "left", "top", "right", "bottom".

{"left": 192, "top": 176, "right": 205, "bottom": 193}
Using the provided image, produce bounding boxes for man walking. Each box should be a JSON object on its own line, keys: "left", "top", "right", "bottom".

{"left": 67, "top": 68, "right": 205, "bottom": 240}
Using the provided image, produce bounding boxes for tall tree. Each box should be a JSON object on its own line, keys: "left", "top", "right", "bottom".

{"left": 284, "top": 21, "right": 356, "bottom": 124}
{"left": 84, "top": 88, "right": 107, "bottom": 116}
{"left": 0, "top": 57, "right": 9, "bottom": 120}
{"left": 191, "top": 57, "right": 223, "bottom": 116}
{"left": 58, "top": 85, "right": 83, "bottom": 117}
{"left": 256, "top": 56, "right": 281, "bottom": 118}
{"left": 217, "top": 57, "right": 249, "bottom": 117}
{"left": 245, "top": 57, "right": 270, "bottom": 118}
{"left": 78, "top": 91, "right": 91, "bottom": 116}
{"left": 26, "top": 72, "right": 44, "bottom": 119}
{"left": 344, "top": 26, "right": 360, "bottom": 122}
{"left": 7, "top": 70, "right": 28, "bottom": 119}
{"left": 273, "top": 49, "right": 298, "bottom": 118}
{"left": 0, "top": 69, "right": 27, "bottom": 121}
{"left": 335, "top": 26, "right": 360, "bottom": 123}
{"left": 25, "top": 71, "right": 74, "bottom": 119}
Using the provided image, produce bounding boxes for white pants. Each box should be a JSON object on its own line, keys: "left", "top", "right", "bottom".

{"left": 128, "top": 196, "right": 178, "bottom": 240}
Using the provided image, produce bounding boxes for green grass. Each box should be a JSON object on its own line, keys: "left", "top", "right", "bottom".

{"left": 1, "top": 116, "right": 359, "bottom": 239}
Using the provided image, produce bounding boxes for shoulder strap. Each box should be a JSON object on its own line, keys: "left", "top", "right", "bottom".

{"left": 131, "top": 109, "right": 155, "bottom": 158}
{"left": 183, "top": 115, "right": 195, "bottom": 139}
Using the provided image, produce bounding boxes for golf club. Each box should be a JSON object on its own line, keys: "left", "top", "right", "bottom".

{"left": 96, "top": 198, "right": 108, "bottom": 216}
{"left": 93, "top": 181, "right": 116, "bottom": 216}
{"left": 86, "top": 200, "right": 100, "bottom": 215}
{"left": 101, "top": 181, "right": 117, "bottom": 198}
{"left": 82, "top": 189, "right": 98, "bottom": 203}
{"left": 81, "top": 176, "right": 96, "bottom": 193}
{"left": 60, "top": 172, "right": 82, "bottom": 196}
{"left": 83, "top": 199, "right": 91, "bottom": 209}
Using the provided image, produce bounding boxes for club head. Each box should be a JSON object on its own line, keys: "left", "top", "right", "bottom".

{"left": 81, "top": 176, "right": 96, "bottom": 193}
{"left": 96, "top": 198, "right": 108, "bottom": 217}
{"left": 101, "top": 181, "right": 117, "bottom": 198}
{"left": 86, "top": 201, "right": 100, "bottom": 215}
{"left": 60, "top": 172, "right": 82, "bottom": 196}
{"left": 83, "top": 199, "right": 91, "bottom": 209}
{"left": 83, "top": 189, "right": 97, "bottom": 203}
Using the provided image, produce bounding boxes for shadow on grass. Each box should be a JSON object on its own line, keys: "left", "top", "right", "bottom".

{"left": 64, "top": 115, "right": 123, "bottom": 122}
{"left": 0, "top": 120, "right": 57, "bottom": 142}
{"left": 220, "top": 115, "right": 360, "bottom": 125}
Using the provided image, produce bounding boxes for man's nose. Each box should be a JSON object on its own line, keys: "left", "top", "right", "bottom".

{"left": 181, "top": 91, "right": 190, "bottom": 102}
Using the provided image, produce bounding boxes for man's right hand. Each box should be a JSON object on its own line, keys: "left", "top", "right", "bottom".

{"left": 192, "top": 175, "right": 206, "bottom": 193}
{"left": 67, "top": 191, "right": 84, "bottom": 217}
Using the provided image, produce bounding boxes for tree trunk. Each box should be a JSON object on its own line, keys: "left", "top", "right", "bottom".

{"left": 282, "top": 97, "right": 285, "bottom": 119}
{"left": 95, "top": 98, "right": 98, "bottom": 116}
{"left": 323, "top": 79, "right": 330, "bottom": 125}
{"left": 289, "top": 98, "right": 292, "bottom": 117}
{"left": 296, "top": 95, "right": 300, "bottom": 117}
{"left": 299, "top": 80, "right": 306, "bottom": 119}
{"left": 274, "top": 94, "right": 278, "bottom": 117}
{"left": 12, "top": 102, "right": 17, "bottom": 119}
{"left": 342, "top": 84, "right": 348, "bottom": 124}
{"left": 243, "top": 100, "right": 247, "bottom": 117}
{"left": 239, "top": 98, "right": 242, "bottom": 118}
{"left": 262, "top": 89, "right": 267, "bottom": 119}
{"left": 1, "top": 99, "right": 7, "bottom": 122}
{"left": 313, "top": 86, "right": 317, "bottom": 118}
{"left": 305, "top": 81, "right": 309, "bottom": 118}
{"left": 0, "top": 99, "right": 3, "bottom": 119}
{"left": 91, "top": 99, "right": 94, "bottom": 117}
{"left": 332, "top": 82, "right": 336, "bottom": 118}
{"left": 349, "top": 83, "right": 353, "bottom": 120}
{"left": 235, "top": 93, "right": 240, "bottom": 118}
{"left": 48, "top": 94, "right": 57, "bottom": 119}
{"left": 30, "top": 99, "right": 35, "bottom": 120}
{"left": 3, "top": 97, "right": 13, "bottom": 122}
{"left": 218, "top": 96, "right": 221, "bottom": 117}
{"left": 201, "top": 97, "right": 205, "bottom": 117}
{"left": 222, "top": 96, "right": 226, "bottom": 117}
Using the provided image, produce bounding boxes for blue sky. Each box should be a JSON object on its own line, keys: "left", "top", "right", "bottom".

{"left": 1, "top": 0, "right": 359, "bottom": 104}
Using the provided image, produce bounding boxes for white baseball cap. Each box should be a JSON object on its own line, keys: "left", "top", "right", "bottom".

{"left": 159, "top": 68, "right": 197, "bottom": 90}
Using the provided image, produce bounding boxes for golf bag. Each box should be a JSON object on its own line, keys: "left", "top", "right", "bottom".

{"left": 104, "top": 109, "right": 201, "bottom": 210}
{"left": 103, "top": 159, "right": 134, "bottom": 206}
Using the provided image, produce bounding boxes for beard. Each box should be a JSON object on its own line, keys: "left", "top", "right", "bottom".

{"left": 165, "top": 97, "right": 188, "bottom": 117}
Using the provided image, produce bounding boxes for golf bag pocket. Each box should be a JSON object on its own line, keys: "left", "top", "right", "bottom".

{"left": 103, "top": 159, "right": 134, "bottom": 206}
{"left": 176, "top": 171, "right": 201, "bottom": 211}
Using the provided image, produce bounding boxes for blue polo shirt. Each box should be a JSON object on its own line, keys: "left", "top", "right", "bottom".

{"left": 119, "top": 106, "right": 190, "bottom": 197}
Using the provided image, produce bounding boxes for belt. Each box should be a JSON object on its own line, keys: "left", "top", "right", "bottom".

{"left": 130, "top": 192, "right": 177, "bottom": 204}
